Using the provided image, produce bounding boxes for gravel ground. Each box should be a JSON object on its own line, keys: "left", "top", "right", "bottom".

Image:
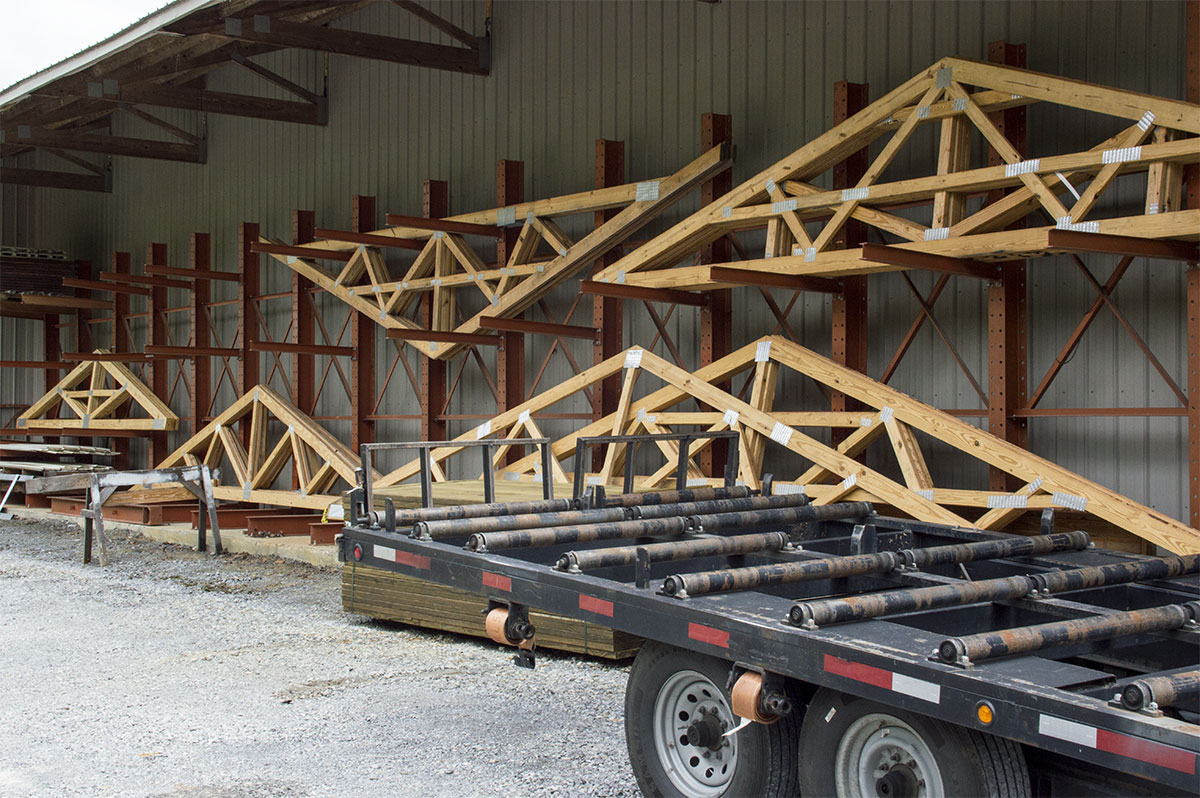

{"left": 0, "top": 517, "right": 637, "bottom": 798}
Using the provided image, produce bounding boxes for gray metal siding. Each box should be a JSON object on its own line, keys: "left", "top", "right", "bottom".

{"left": 1, "top": 0, "right": 1190, "bottom": 518}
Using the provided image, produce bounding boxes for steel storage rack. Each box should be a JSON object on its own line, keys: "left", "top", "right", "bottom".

{"left": 340, "top": 438, "right": 1199, "bottom": 797}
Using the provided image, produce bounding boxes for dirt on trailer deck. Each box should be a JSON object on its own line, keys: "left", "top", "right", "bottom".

{"left": 0, "top": 517, "right": 636, "bottom": 797}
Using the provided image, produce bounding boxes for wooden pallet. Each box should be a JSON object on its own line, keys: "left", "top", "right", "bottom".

{"left": 342, "top": 562, "right": 641, "bottom": 660}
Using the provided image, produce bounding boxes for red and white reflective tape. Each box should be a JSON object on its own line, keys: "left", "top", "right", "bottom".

{"left": 823, "top": 654, "right": 941, "bottom": 705}
{"left": 1038, "top": 714, "right": 1196, "bottom": 775}
{"left": 371, "top": 544, "right": 430, "bottom": 570}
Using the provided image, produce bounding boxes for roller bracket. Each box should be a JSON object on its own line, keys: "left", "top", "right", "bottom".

{"left": 484, "top": 601, "right": 537, "bottom": 669}
{"left": 727, "top": 664, "right": 790, "bottom": 724}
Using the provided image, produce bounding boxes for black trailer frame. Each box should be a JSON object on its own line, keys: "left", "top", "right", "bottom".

{"left": 340, "top": 459, "right": 1199, "bottom": 793}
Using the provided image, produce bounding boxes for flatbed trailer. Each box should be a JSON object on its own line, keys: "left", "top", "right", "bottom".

{"left": 339, "top": 452, "right": 1199, "bottom": 797}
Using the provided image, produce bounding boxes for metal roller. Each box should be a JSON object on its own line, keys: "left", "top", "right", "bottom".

{"left": 628, "top": 491, "right": 811, "bottom": 521}
{"left": 936, "top": 601, "right": 1200, "bottom": 666}
{"left": 557, "top": 531, "right": 790, "bottom": 572}
{"left": 789, "top": 553, "right": 1199, "bottom": 628}
{"left": 663, "top": 531, "right": 1090, "bottom": 599}
{"left": 414, "top": 506, "right": 629, "bottom": 540}
{"left": 1120, "top": 670, "right": 1200, "bottom": 712}
{"left": 468, "top": 515, "right": 692, "bottom": 553}
{"left": 604, "top": 485, "right": 752, "bottom": 508}
{"left": 686, "top": 501, "right": 873, "bottom": 533}
{"left": 389, "top": 496, "right": 581, "bottom": 527}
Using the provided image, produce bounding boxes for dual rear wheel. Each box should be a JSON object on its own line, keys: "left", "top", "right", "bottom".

{"left": 624, "top": 642, "right": 1029, "bottom": 797}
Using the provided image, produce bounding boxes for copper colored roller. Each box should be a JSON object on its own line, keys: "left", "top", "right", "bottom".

{"left": 485, "top": 607, "right": 512, "bottom": 645}
{"left": 730, "top": 671, "right": 778, "bottom": 725}
{"left": 484, "top": 607, "right": 535, "bottom": 648}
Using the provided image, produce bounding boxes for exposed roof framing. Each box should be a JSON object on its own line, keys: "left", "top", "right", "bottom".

{"left": 585, "top": 57, "right": 1200, "bottom": 291}
{"left": 0, "top": 0, "right": 490, "bottom": 191}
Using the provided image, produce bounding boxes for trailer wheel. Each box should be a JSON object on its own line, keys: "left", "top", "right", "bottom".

{"left": 624, "top": 641, "right": 801, "bottom": 797}
{"left": 798, "top": 688, "right": 1029, "bottom": 798}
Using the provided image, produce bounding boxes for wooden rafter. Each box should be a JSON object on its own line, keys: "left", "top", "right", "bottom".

{"left": 373, "top": 336, "right": 1198, "bottom": 554}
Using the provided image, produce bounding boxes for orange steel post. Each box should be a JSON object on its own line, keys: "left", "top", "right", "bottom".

{"left": 592, "top": 139, "right": 625, "bottom": 468}
{"left": 831, "top": 81, "right": 869, "bottom": 447}
{"left": 699, "top": 114, "right": 733, "bottom": 477}
{"left": 148, "top": 242, "right": 170, "bottom": 465}
{"left": 422, "top": 179, "right": 449, "bottom": 442}
{"left": 292, "top": 209, "right": 316, "bottom": 416}
{"left": 985, "top": 41, "right": 1029, "bottom": 492}
{"left": 190, "top": 233, "right": 211, "bottom": 435}
{"left": 351, "top": 196, "right": 376, "bottom": 449}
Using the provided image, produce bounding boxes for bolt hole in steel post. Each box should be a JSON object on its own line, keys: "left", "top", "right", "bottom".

{"left": 358, "top": 437, "right": 554, "bottom": 525}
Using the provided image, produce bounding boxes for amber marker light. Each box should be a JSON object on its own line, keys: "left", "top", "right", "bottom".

{"left": 976, "top": 702, "right": 995, "bottom": 725}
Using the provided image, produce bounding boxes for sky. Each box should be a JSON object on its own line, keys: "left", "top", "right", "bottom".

{"left": 0, "top": 0, "right": 172, "bottom": 91}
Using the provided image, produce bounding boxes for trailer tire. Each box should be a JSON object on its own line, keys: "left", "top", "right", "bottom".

{"left": 624, "top": 641, "right": 801, "bottom": 797}
{"left": 798, "top": 687, "right": 1029, "bottom": 798}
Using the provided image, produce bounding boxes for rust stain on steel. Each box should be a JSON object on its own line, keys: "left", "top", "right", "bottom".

{"left": 559, "top": 531, "right": 788, "bottom": 572}
{"left": 938, "top": 601, "right": 1200, "bottom": 665}
{"left": 791, "top": 553, "right": 1199, "bottom": 628}
{"left": 665, "top": 532, "right": 1089, "bottom": 599}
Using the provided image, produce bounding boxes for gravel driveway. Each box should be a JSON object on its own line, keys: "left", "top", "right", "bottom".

{"left": 0, "top": 518, "right": 637, "bottom": 797}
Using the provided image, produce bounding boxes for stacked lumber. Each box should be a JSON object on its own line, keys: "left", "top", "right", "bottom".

{"left": 343, "top": 562, "right": 641, "bottom": 660}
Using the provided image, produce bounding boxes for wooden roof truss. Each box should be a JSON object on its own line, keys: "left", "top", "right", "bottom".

{"left": 156, "top": 383, "right": 377, "bottom": 509}
{"left": 263, "top": 143, "right": 731, "bottom": 360}
{"left": 16, "top": 355, "right": 178, "bottom": 432}
{"left": 589, "top": 57, "right": 1200, "bottom": 291}
{"left": 376, "top": 336, "right": 1198, "bottom": 554}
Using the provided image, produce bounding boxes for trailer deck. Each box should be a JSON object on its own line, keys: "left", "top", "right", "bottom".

{"left": 340, "top": 471, "right": 1199, "bottom": 794}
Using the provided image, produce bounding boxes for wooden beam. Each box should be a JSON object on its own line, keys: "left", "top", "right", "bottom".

{"left": 221, "top": 15, "right": 488, "bottom": 75}
{"left": 392, "top": 0, "right": 480, "bottom": 48}
{"left": 60, "top": 83, "right": 323, "bottom": 125}
{"left": 0, "top": 166, "right": 108, "bottom": 192}
{"left": 1, "top": 128, "right": 204, "bottom": 163}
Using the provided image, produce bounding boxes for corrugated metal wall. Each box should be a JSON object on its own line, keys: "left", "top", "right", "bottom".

{"left": 0, "top": 0, "right": 1190, "bottom": 520}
